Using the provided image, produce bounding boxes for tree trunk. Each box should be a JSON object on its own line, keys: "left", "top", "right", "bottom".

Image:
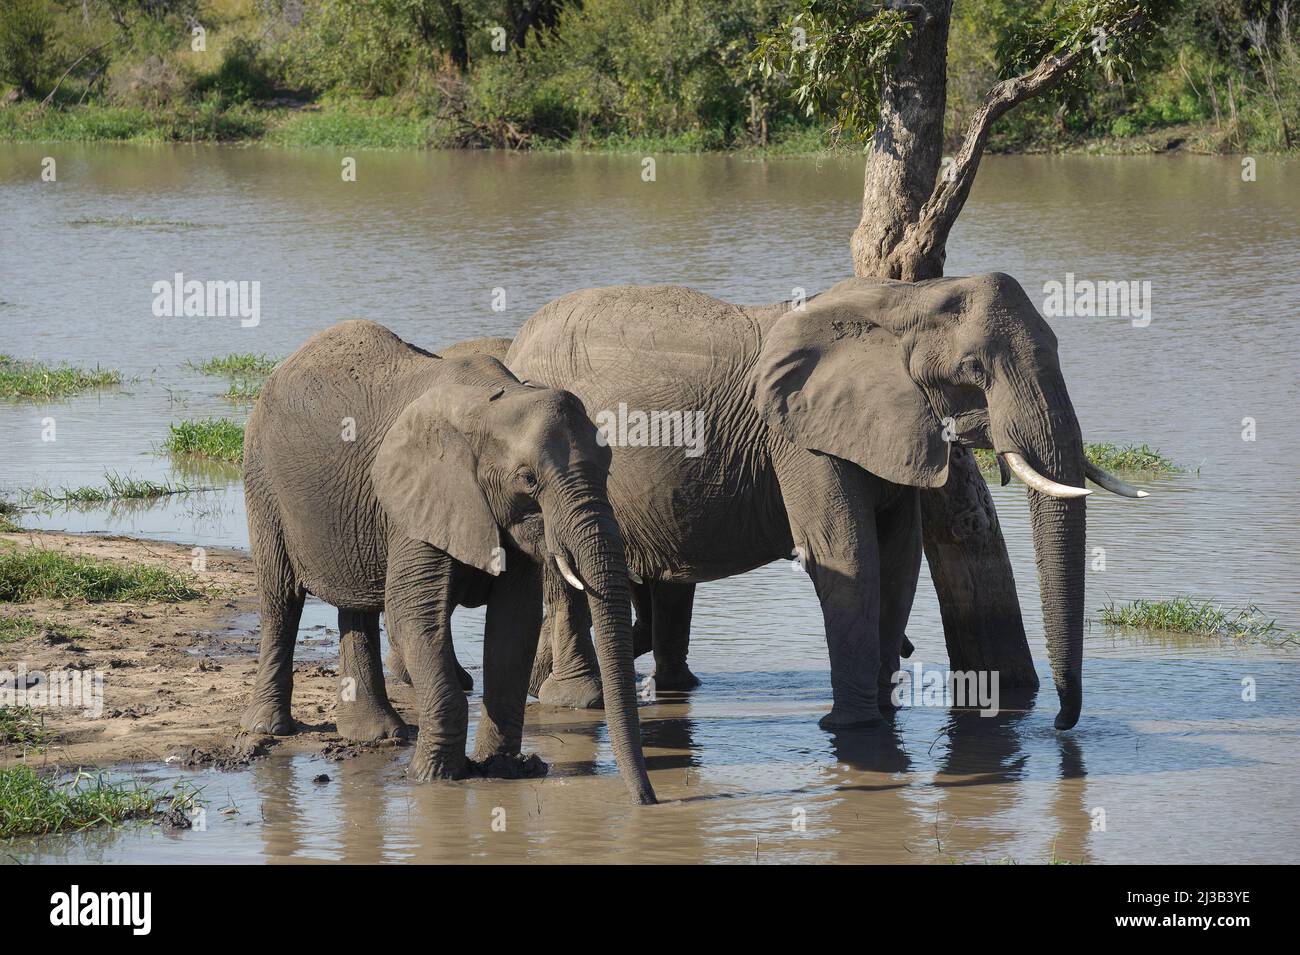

{"left": 851, "top": 0, "right": 1038, "bottom": 688}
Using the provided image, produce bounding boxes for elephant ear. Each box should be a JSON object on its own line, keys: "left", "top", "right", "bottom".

{"left": 752, "top": 288, "right": 950, "bottom": 488}
{"left": 371, "top": 384, "right": 502, "bottom": 574}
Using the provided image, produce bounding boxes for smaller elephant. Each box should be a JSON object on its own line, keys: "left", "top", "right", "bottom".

{"left": 240, "top": 320, "right": 655, "bottom": 803}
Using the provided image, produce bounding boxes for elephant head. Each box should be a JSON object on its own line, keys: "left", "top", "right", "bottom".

{"left": 371, "top": 359, "right": 655, "bottom": 803}
{"left": 754, "top": 272, "right": 1144, "bottom": 732}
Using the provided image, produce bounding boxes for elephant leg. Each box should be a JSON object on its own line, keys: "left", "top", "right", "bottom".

{"left": 775, "top": 445, "right": 883, "bottom": 730}
{"left": 528, "top": 620, "right": 553, "bottom": 698}
{"left": 387, "top": 631, "right": 472, "bottom": 691}
{"left": 631, "top": 579, "right": 654, "bottom": 658}
{"left": 875, "top": 486, "right": 922, "bottom": 710}
{"left": 385, "top": 639, "right": 412, "bottom": 686}
{"left": 650, "top": 581, "right": 700, "bottom": 691}
{"left": 241, "top": 506, "right": 305, "bottom": 736}
{"left": 336, "top": 608, "right": 407, "bottom": 742}
{"left": 386, "top": 536, "right": 469, "bottom": 780}
{"left": 536, "top": 564, "right": 604, "bottom": 709}
{"left": 472, "top": 558, "right": 545, "bottom": 774}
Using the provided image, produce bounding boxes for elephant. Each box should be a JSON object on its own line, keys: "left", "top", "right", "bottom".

{"left": 507, "top": 273, "right": 1148, "bottom": 732}
{"left": 239, "top": 319, "right": 655, "bottom": 804}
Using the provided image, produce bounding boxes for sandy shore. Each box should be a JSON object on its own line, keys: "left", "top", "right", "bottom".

{"left": 0, "top": 529, "right": 414, "bottom": 770}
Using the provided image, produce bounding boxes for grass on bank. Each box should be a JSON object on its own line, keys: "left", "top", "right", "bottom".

{"left": 26, "top": 472, "right": 200, "bottom": 506}
{"left": 1101, "top": 597, "right": 1299, "bottom": 647}
{"left": 164, "top": 419, "right": 245, "bottom": 465}
{"left": 0, "top": 707, "right": 52, "bottom": 751}
{"left": 973, "top": 443, "right": 1178, "bottom": 474}
{"left": 0, "top": 354, "right": 122, "bottom": 401}
{"left": 0, "top": 547, "right": 204, "bottom": 603}
{"left": 0, "top": 766, "right": 202, "bottom": 838}
{"left": 0, "top": 614, "right": 86, "bottom": 645}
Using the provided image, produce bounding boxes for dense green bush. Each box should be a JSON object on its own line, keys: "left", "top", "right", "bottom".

{"left": 0, "top": 0, "right": 55, "bottom": 97}
{"left": 0, "top": 0, "right": 1295, "bottom": 152}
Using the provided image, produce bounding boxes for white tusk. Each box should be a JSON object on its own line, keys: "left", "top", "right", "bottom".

{"left": 552, "top": 552, "right": 585, "bottom": 591}
{"left": 1085, "top": 461, "right": 1150, "bottom": 498}
{"left": 1001, "top": 452, "right": 1092, "bottom": 499}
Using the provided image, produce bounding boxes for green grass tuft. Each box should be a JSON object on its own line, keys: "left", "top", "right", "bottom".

{"left": 0, "top": 547, "right": 204, "bottom": 603}
{"left": 1082, "top": 443, "right": 1179, "bottom": 472}
{"left": 189, "top": 353, "right": 281, "bottom": 377}
{"left": 972, "top": 443, "right": 1178, "bottom": 475}
{"left": 0, "top": 354, "right": 122, "bottom": 401}
{"left": 0, "top": 707, "right": 52, "bottom": 751}
{"left": 27, "top": 472, "right": 200, "bottom": 506}
{"left": 164, "top": 419, "right": 245, "bottom": 464}
{"left": 0, "top": 615, "right": 86, "bottom": 645}
{"left": 1101, "top": 597, "right": 1298, "bottom": 646}
{"left": 0, "top": 766, "right": 201, "bottom": 838}
{"left": 222, "top": 380, "right": 263, "bottom": 402}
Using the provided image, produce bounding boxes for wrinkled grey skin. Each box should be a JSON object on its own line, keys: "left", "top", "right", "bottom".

{"left": 508, "top": 274, "right": 1089, "bottom": 732}
{"left": 240, "top": 320, "right": 655, "bottom": 803}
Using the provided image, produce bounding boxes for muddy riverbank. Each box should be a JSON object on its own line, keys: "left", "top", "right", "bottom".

{"left": 0, "top": 529, "right": 407, "bottom": 770}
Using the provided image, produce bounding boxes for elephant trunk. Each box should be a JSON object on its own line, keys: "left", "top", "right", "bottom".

{"left": 548, "top": 469, "right": 656, "bottom": 805}
{"left": 992, "top": 380, "right": 1087, "bottom": 730}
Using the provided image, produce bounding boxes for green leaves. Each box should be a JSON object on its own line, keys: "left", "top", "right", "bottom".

{"left": 752, "top": 0, "right": 1177, "bottom": 143}
{"left": 751, "top": 1, "right": 914, "bottom": 142}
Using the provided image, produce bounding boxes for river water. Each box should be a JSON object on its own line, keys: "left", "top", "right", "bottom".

{"left": 1, "top": 146, "right": 1297, "bottom": 863}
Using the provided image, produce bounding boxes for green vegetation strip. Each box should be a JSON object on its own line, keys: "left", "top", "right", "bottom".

{"left": 0, "top": 547, "right": 204, "bottom": 603}
{"left": 0, "top": 615, "right": 85, "bottom": 644}
{"left": 1101, "top": 598, "right": 1299, "bottom": 647}
{"left": 1, "top": 1, "right": 1295, "bottom": 155}
{"left": 0, "top": 354, "right": 121, "bottom": 401}
{"left": 223, "top": 380, "right": 263, "bottom": 401}
{"left": 0, "top": 766, "right": 201, "bottom": 838}
{"left": 165, "top": 419, "right": 245, "bottom": 464}
{"left": 0, "top": 706, "right": 51, "bottom": 750}
{"left": 27, "top": 472, "right": 201, "bottom": 506}
{"left": 189, "top": 353, "right": 281, "bottom": 377}
{"left": 973, "top": 444, "right": 1178, "bottom": 474}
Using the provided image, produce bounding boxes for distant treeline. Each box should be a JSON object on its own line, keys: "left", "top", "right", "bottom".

{"left": 1, "top": 0, "right": 1296, "bottom": 152}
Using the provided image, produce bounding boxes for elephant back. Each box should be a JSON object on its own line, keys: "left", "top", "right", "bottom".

{"left": 508, "top": 286, "right": 762, "bottom": 402}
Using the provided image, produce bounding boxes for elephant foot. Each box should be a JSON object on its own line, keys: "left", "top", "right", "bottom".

{"left": 818, "top": 705, "right": 884, "bottom": 731}
{"left": 240, "top": 699, "right": 296, "bottom": 736}
{"left": 385, "top": 648, "right": 412, "bottom": 686}
{"left": 653, "top": 665, "right": 701, "bottom": 691}
{"left": 335, "top": 701, "right": 409, "bottom": 743}
{"left": 409, "top": 745, "right": 469, "bottom": 782}
{"left": 469, "top": 752, "right": 549, "bottom": 780}
{"left": 537, "top": 673, "right": 604, "bottom": 709}
{"left": 456, "top": 662, "right": 474, "bottom": 693}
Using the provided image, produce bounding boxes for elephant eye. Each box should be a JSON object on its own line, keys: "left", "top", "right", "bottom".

{"left": 518, "top": 469, "right": 539, "bottom": 491}
{"left": 960, "top": 357, "right": 987, "bottom": 385}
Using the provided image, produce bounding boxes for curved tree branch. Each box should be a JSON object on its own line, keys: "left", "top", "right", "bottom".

{"left": 912, "top": 14, "right": 1147, "bottom": 259}
{"left": 41, "top": 42, "right": 110, "bottom": 107}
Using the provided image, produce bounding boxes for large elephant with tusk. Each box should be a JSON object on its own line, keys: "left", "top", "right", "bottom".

{"left": 509, "top": 274, "right": 1148, "bottom": 732}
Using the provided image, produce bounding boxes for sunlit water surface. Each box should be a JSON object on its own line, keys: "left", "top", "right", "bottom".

{"left": 1, "top": 147, "right": 1297, "bottom": 863}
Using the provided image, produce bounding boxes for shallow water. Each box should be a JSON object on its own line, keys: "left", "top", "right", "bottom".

{"left": 1, "top": 146, "right": 1298, "bottom": 863}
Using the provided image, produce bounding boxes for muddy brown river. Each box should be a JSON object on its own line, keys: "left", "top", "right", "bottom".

{"left": 1, "top": 146, "right": 1298, "bottom": 863}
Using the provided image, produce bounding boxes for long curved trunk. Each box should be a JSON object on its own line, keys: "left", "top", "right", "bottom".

{"left": 993, "top": 381, "right": 1087, "bottom": 730}
{"left": 550, "top": 472, "right": 656, "bottom": 805}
